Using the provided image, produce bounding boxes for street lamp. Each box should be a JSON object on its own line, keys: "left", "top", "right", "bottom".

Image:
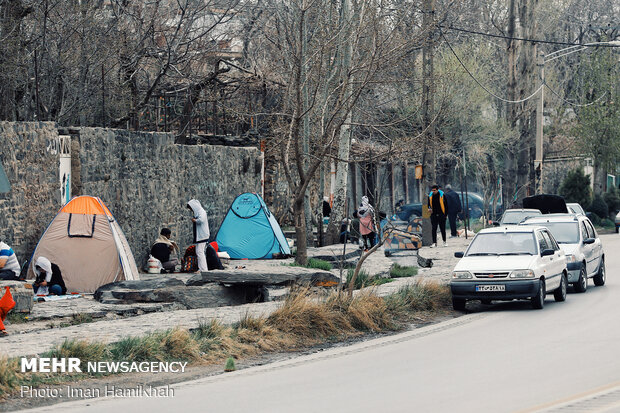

{"left": 535, "top": 40, "right": 620, "bottom": 194}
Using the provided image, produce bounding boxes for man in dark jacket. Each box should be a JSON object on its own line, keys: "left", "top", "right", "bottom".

{"left": 444, "top": 184, "right": 462, "bottom": 237}
{"left": 428, "top": 185, "right": 449, "bottom": 247}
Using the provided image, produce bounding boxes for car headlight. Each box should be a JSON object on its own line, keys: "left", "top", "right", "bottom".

{"left": 509, "top": 270, "right": 535, "bottom": 278}
{"left": 452, "top": 271, "right": 473, "bottom": 279}
{"left": 565, "top": 255, "right": 577, "bottom": 263}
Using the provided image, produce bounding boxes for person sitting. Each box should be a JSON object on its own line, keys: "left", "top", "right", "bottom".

{"left": 33, "top": 257, "right": 67, "bottom": 296}
{"left": 0, "top": 240, "right": 22, "bottom": 281}
{"left": 151, "top": 228, "right": 180, "bottom": 273}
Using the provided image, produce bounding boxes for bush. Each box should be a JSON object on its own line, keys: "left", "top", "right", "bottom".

{"left": 589, "top": 213, "right": 601, "bottom": 225}
{"left": 346, "top": 269, "right": 370, "bottom": 290}
{"left": 390, "top": 264, "right": 418, "bottom": 278}
{"left": 601, "top": 218, "right": 615, "bottom": 228}
{"left": 290, "top": 258, "right": 332, "bottom": 271}
{"left": 559, "top": 168, "right": 592, "bottom": 207}
{"left": 588, "top": 195, "right": 608, "bottom": 220}
{"left": 603, "top": 186, "right": 620, "bottom": 214}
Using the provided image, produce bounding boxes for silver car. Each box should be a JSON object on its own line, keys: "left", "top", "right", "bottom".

{"left": 520, "top": 214, "right": 605, "bottom": 292}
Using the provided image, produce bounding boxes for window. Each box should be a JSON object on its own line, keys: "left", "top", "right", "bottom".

{"left": 541, "top": 231, "right": 557, "bottom": 251}
{"left": 580, "top": 222, "right": 589, "bottom": 240}
{"left": 585, "top": 220, "right": 597, "bottom": 239}
{"left": 536, "top": 231, "right": 549, "bottom": 252}
{"left": 67, "top": 214, "right": 96, "bottom": 237}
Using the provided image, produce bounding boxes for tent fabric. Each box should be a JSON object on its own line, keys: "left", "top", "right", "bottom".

{"left": 27, "top": 196, "right": 138, "bottom": 293}
{"left": 60, "top": 196, "right": 113, "bottom": 216}
{"left": 216, "top": 193, "right": 291, "bottom": 259}
{"left": 0, "top": 161, "right": 10, "bottom": 193}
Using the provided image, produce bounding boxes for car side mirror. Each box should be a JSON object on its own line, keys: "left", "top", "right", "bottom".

{"left": 454, "top": 252, "right": 464, "bottom": 258}
{"left": 492, "top": 221, "right": 500, "bottom": 227}
{"left": 583, "top": 238, "right": 595, "bottom": 245}
{"left": 541, "top": 249, "right": 555, "bottom": 257}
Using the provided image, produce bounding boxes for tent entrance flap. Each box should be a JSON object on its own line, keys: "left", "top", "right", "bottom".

{"left": 67, "top": 213, "right": 96, "bottom": 237}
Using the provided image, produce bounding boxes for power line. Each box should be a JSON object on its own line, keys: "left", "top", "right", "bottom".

{"left": 440, "top": 30, "right": 543, "bottom": 104}
{"left": 440, "top": 25, "right": 620, "bottom": 47}
{"left": 544, "top": 84, "right": 607, "bottom": 107}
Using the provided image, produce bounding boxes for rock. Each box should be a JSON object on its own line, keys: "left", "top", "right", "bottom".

{"left": 93, "top": 277, "right": 259, "bottom": 309}
{"left": 0, "top": 281, "right": 34, "bottom": 313}
{"left": 94, "top": 278, "right": 185, "bottom": 301}
{"left": 417, "top": 255, "right": 433, "bottom": 268}
{"left": 186, "top": 267, "right": 340, "bottom": 287}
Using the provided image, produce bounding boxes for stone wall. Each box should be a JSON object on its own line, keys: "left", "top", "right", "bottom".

{"left": 0, "top": 123, "right": 262, "bottom": 267}
{"left": 75, "top": 128, "right": 262, "bottom": 265}
{"left": 0, "top": 122, "right": 61, "bottom": 263}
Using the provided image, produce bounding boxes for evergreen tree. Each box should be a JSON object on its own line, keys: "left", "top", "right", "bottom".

{"left": 559, "top": 167, "right": 592, "bottom": 207}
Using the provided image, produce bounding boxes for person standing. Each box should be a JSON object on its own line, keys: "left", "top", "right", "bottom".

{"left": 428, "top": 185, "right": 449, "bottom": 247}
{"left": 0, "top": 240, "right": 21, "bottom": 280}
{"left": 444, "top": 184, "right": 462, "bottom": 237}
{"left": 187, "top": 199, "right": 210, "bottom": 272}
{"left": 356, "top": 196, "right": 376, "bottom": 251}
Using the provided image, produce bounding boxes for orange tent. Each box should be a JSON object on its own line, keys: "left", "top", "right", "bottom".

{"left": 0, "top": 287, "right": 16, "bottom": 331}
{"left": 27, "top": 196, "right": 139, "bottom": 293}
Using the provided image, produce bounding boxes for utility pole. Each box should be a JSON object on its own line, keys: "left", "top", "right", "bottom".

{"left": 421, "top": 0, "right": 435, "bottom": 246}
{"left": 535, "top": 51, "right": 544, "bottom": 194}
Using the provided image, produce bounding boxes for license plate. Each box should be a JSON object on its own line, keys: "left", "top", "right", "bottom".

{"left": 476, "top": 285, "right": 505, "bottom": 292}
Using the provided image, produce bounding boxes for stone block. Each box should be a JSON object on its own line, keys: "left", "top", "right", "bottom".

{"left": 0, "top": 281, "right": 34, "bottom": 313}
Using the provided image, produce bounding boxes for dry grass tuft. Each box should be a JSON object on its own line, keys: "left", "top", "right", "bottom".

{"left": 267, "top": 288, "right": 351, "bottom": 341}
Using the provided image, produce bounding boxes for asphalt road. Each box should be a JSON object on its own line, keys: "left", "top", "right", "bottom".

{"left": 27, "top": 233, "right": 620, "bottom": 413}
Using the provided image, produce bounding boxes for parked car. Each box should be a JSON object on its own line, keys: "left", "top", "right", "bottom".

{"left": 520, "top": 214, "right": 605, "bottom": 292}
{"left": 567, "top": 203, "right": 586, "bottom": 216}
{"left": 450, "top": 225, "right": 568, "bottom": 310}
{"left": 616, "top": 211, "right": 620, "bottom": 233}
{"left": 395, "top": 191, "right": 502, "bottom": 222}
{"left": 494, "top": 208, "right": 542, "bottom": 226}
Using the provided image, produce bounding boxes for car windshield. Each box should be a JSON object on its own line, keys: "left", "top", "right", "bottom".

{"left": 521, "top": 222, "right": 579, "bottom": 244}
{"left": 466, "top": 232, "right": 537, "bottom": 256}
{"left": 501, "top": 211, "right": 541, "bottom": 224}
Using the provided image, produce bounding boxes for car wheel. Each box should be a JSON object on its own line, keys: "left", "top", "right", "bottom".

{"left": 554, "top": 273, "right": 567, "bottom": 302}
{"left": 593, "top": 258, "right": 606, "bottom": 286}
{"left": 531, "top": 279, "right": 545, "bottom": 309}
{"left": 573, "top": 266, "right": 587, "bottom": 293}
{"left": 452, "top": 298, "right": 466, "bottom": 311}
{"left": 480, "top": 299, "right": 492, "bottom": 305}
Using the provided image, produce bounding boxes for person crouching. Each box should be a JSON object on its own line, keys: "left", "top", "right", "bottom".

{"left": 33, "top": 257, "right": 67, "bottom": 296}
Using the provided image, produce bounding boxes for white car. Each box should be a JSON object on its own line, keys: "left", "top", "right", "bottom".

{"left": 450, "top": 226, "right": 568, "bottom": 310}
{"left": 520, "top": 214, "right": 605, "bottom": 292}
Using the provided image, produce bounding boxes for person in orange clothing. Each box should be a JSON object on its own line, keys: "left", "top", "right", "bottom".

{"left": 0, "top": 286, "right": 16, "bottom": 336}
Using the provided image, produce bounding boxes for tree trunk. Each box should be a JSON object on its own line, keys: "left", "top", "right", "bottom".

{"left": 293, "top": 195, "right": 308, "bottom": 265}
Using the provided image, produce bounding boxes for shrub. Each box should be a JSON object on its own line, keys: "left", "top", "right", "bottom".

{"left": 601, "top": 218, "right": 615, "bottom": 228}
{"left": 346, "top": 269, "right": 370, "bottom": 290}
{"left": 390, "top": 264, "right": 418, "bottom": 278}
{"left": 290, "top": 258, "right": 332, "bottom": 271}
{"left": 603, "top": 186, "right": 620, "bottom": 214}
{"left": 559, "top": 168, "right": 592, "bottom": 207}
{"left": 588, "top": 195, "right": 608, "bottom": 219}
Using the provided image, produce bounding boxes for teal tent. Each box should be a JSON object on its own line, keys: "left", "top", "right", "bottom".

{"left": 0, "top": 160, "right": 10, "bottom": 193}
{"left": 216, "top": 193, "right": 291, "bottom": 259}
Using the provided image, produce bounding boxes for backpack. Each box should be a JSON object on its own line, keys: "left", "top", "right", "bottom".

{"left": 181, "top": 256, "right": 198, "bottom": 273}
